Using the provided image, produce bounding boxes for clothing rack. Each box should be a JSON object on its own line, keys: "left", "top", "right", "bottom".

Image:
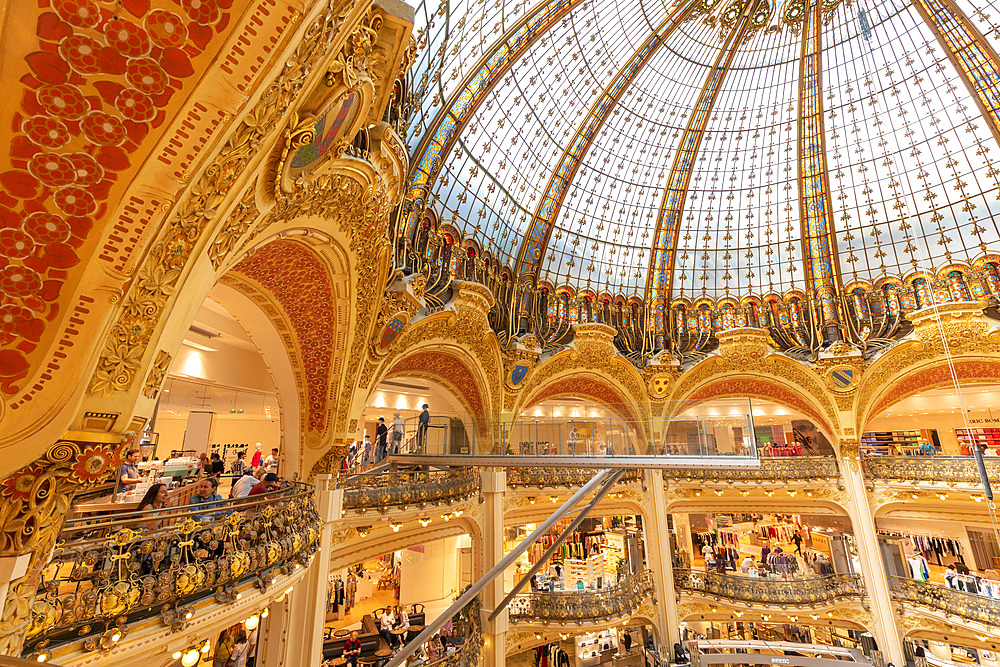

{"left": 878, "top": 530, "right": 964, "bottom": 566}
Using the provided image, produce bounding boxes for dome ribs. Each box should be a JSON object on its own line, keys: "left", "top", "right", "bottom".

{"left": 512, "top": 0, "right": 700, "bottom": 284}
{"left": 403, "top": 0, "right": 588, "bottom": 241}
{"left": 646, "top": 0, "right": 761, "bottom": 309}
{"left": 797, "top": 0, "right": 844, "bottom": 339}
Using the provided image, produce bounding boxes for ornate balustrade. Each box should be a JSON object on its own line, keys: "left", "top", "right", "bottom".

{"left": 25, "top": 483, "right": 320, "bottom": 655}
{"left": 507, "top": 467, "right": 643, "bottom": 488}
{"left": 862, "top": 456, "right": 1000, "bottom": 484}
{"left": 892, "top": 576, "right": 1000, "bottom": 626}
{"left": 423, "top": 596, "right": 484, "bottom": 667}
{"left": 675, "top": 569, "right": 864, "bottom": 605}
{"left": 508, "top": 570, "right": 654, "bottom": 623}
{"left": 663, "top": 456, "right": 839, "bottom": 482}
{"left": 342, "top": 467, "right": 479, "bottom": 511}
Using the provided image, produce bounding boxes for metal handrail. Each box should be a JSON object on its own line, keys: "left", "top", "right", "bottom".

{"left": 676, "top": 569, "right": 865, "bottom": 605}
{"left": 26, "top": 482, "right": 321, "bottom": 655}
{"left": 342, "top": 468, "right": 479, "bottom": 510}
{"left": 892, "top": 575, "right": 1000, "bottom": 626}
{"left": 663, "top": 456, "right": 839, "bottom": 481}
{"left": 863, "top": 455, "right": 1000, "bottom": 483}
{"left": 509, "top": 570, "right": 655, "bottom": 623}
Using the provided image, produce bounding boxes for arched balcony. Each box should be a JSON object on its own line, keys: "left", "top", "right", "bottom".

{"left": 892, "top": 576, "right": 1000, "bottom": 628}
{"left": 863, "top": 456, "right": 1000, "bottom": 485}
{"left": 507, "top": 467, "right": 642, "bottom": 488}
{"left": 24, "top": 483, "right": 320, "bottom": 658}
{"left": 675, "top": 569, "right": 865, "bottom": 606}
{"left": 663, "top": 456, "right": 840, "bottom": 483}
{"left": 341, "top": 467, "right": 479, "bottom": 511}
{"left": 508, "top": 570, "right": 654, "bottom": 624}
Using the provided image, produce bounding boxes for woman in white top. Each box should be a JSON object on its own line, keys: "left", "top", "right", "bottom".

{"left": 392, "top": 413, "right": 406, "bottom": 454}
{"left": 230, "top": 631, "right": 250, "bottom": 667}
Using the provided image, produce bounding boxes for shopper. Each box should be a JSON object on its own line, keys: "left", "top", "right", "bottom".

{"left": 192, "top": 477, "right": 224, "bottom": 521}
{"left": 361, "top": 434, "right": 373, "bottom": 469}
{"left": 199, "top": 452, "right": 211, "bottom": 476}
{"left": 740, "top": 555, "right": 754, "bottom": 574}
{"left": 249, "top": 473, "right": 279, "bottom": 496}
{"left": 392, "top": 412, "right": 405, "bottom": 454}
{"left": 379, "top": 607, "right": 398, "bottom": 649}
{"left": 920, "top": 439, "right": 936, "bottom": 456}
{"left": 622, "top": 629, "right": 633, "bottom": 654}
{"left": 342, "top": 629, "right": 362, "bottom": 666}
{"left": 375, "top": 418, "right": 389, "bottom": 463}
{"left": 264, "top": 448, "right": 279, "bottom": 474}
{"left": 792, "top": 531, "right": 803, "bottom": 555}
{"left": 210, "top": 452, "right": 225, "bottom": 476}
{"left": 119, "top": 449, "right": 141, "bottom": 489}
{"left": 232, "top": 450, "right": 247, "bottom": 479}
{"left": 231, "top": 630, "right": 250, "bottom": 667}
{"left": 394, "top": 604, "right": 410, "bottom": 638}
{"left": 232, "top": 467, "right": 265, "bottom": 498}
{"left": 137, "top": 483, "right": 171, "bottom": 531}
{"left": 417, "top": 404, "right": 430, "bottom": 452}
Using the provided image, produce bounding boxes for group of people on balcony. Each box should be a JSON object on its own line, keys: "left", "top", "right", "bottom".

{"left": 345, "top": 405, "right": 432, "bottom": 473}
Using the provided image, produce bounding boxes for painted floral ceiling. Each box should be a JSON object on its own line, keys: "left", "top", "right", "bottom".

{"left": 403, "top": 0, "right": 1000, "bottom": 303}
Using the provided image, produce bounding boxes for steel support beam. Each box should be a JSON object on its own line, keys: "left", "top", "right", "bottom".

{"left": 382, "top": 468, "right": 613, "bottom": 667}
{"left": 487, "top": 468, "right": 627, "bottom": 620}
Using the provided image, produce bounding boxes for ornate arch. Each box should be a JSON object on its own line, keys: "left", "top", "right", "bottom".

{"left": 519, "top": 374, "right": 642, "bottom": 426}
{"left": 379, "top": 347, "right": 494, "bottom": 431}
{"left": 670, "top": 376, "right": 837, "bottom": 440}
{"left": 328, "top": 519, "right": 480, "bottom": 574}
{"left": 859, "top": 358, "right": 1000, "bottom": 430}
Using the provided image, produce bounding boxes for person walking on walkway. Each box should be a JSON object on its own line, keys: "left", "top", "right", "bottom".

{"left": 417, "top": 404, "right": 430, "bottom": 453}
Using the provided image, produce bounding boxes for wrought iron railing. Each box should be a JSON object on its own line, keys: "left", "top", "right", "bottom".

{"left": 26, "top": 483, "right": 320, "bottom": 655}
{"left": 892, "top": 576, "right": 1000, "bottom": 626}
{"left": 663, "top": 456, "right": 839, "bottom": 482}
{"left": 508, "top": 570, "right": 654, "bottom": 623}
{"left": 507, "top": 467, "right": 643, "bottom": 488}
{"left": 422, "top": 596, "right": 484, "bottom": 667}
{"left": 342, "top": 467, "right": 479, "bottom": 511}
{"left": 675, "top": 569, "right": 864, "bottom": 605}
{"left": 863, "top": 456, "right": 1000, "bottom": 484}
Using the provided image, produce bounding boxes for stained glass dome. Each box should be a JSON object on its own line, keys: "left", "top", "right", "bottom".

{"left": 401, "top": 0, "right": 1000, "bottom": 309}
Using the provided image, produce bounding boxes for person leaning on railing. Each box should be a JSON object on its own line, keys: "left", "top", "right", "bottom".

{"left": 232, "top": 467, "right": 266, "bottom": 498}
{"left": 191, "top": 477, "right": 225, "bottom": 522}
{"left": 136, "top": 483, "right": 173, "bottom": 531}
{"left": 249, "top": 473, "right": 280, "bottom": 496}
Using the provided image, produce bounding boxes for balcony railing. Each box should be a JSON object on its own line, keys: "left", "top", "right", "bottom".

{"left": 508, "top": 570, "right": 654, "bottom": 623}
{"left": 507, "top": 467, "right": 643, "bottom": 488}
{"left": 342, "top": 467, "right": 479, "bottom": 511}
{"left": 862, "top": 455, "right": 1000, "bottom": 484}
{"left": 675, "top": 569, "right": 864, "bottom": 605}
{"left": 892, "top": 576, "right": 1000, "bottom": 626}
{"left": 26, "top": 483, "right": 320, "bottom": 654}
{"left": 663, "top": 456, "right": 839, "bottom": 482}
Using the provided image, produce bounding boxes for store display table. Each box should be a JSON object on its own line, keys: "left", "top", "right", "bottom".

{"left": 612, "top": 652, "right": 643, "bottom": 666}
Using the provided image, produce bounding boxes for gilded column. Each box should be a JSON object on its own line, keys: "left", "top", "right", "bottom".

{"left": 910, "top": 0, "right": 1000, "bottom": 147}
{"left": 647, "top": 1, "right": 760, "bottom": 309}
{"left": 480, "top": 469, "right": 507, "bottom": 667}
{"left": 839, "top": 442, "right": 905, "bottom": 664}
{"left": 797, "top": 0, "right": 843, "bottom": 339}
{"left": 647, "top": 470, "right": 679, "bottom": 648}
{"left": 0, "top": 437, "right": 132, "bottom": 656}
{"left": 283, "top": 474, "right": 341, "bottom": 665}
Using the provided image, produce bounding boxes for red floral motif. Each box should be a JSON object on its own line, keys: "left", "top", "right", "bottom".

{"left": 180, "top": 0, "right": 220, "bottom": 25}
{"left": 22, "top": 116, "right": 70, "bottom": 149}
{"left": 66, "top": 152, "right": 104, "bottom": 186}
{"left": 54, "top": 186, "right": 97, "bottom": 216}
{"left": 0, "top": 265, "right": 43, "bottom": 299}
{"left": 81, "top": 111, "right": 126, "bottom": 145}
{"left": 104, "top": 18, "right": 150, "bottom": 57}
{"left": 0, "top": 464, "right": 43, "bottom": 502}
{"left": 145, "top": 10, "right": 187, "bottom": 47}
{"left": 0, "top": 304, "right": 33, "bottom": 336}
{"left": 232, "top": 241, "right": 337, "bottom": 432}
{"left": 58, "top": 34, "right": 103, "bottom": 74}
{"left": 28, "top": 153, "right": 77, "bottom": 188}
{"left": 71, "top": 444, "right": 117, "bottom": 483}
{"left": 23, "top": 212, "right": 71, "bottom": 245}
{"left": 125, "top": 57, "right": 168, "bottom": 95}
{"left": 114, "top": 89, "right": 155, "bottom": 122}
{"left": 36, "top": 84, "right": 89, "bottom": 120}
{"left": 53, "top": 0, "right": 102, "bottom": 29}
{"left": 0, "top": 230, "right": 35, "bottom": 260}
